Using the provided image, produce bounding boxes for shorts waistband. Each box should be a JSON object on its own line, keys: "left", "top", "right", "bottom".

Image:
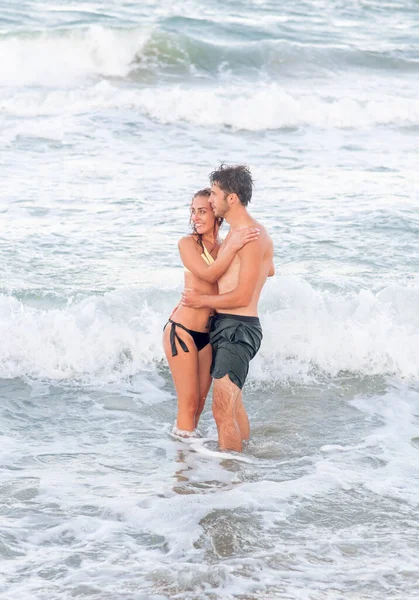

{"left": 213, "top": 313, "right": 261, "bottom": 326}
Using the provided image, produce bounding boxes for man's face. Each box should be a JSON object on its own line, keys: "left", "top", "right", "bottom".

{"left": 209, "top": 183, "right": 229, "bottom": 218}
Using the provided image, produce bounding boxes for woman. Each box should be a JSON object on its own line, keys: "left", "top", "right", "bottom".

{"left": 163, "top": 188, "right": 259, "bottom": 438}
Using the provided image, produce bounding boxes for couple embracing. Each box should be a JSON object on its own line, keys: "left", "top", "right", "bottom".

{"left": 163, "top": 164, "right": 274, "bottom": 453}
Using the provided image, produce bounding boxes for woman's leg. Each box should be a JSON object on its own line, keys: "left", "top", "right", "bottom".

{"left": 163, "top": 325, "right": 200, "bottom": 432}
{"left": 196, "top": 343, "right": 213, "bottom": 428}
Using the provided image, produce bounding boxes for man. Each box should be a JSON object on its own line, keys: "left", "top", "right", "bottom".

{"left": 181, "top": 164, "right": 274, "bottom": 452}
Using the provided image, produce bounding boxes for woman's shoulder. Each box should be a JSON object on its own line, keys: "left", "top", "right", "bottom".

{"left": 178, "top": 234, "right": 200, "bottom": 251}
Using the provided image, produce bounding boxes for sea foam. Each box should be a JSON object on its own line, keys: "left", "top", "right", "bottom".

{"left": 1, "top": 278, "right": 418, "bottom": 384}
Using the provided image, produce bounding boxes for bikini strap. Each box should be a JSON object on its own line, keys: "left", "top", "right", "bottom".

{"left": 201, "top": 243, "right": 214, "bottom": 265}
{"left": 168, "top": 319, "right": 190, "bottom": 357}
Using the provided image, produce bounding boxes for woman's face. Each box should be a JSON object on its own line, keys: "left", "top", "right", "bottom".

{"left": 190, "top": 195, "right": 216, "bottom": 236}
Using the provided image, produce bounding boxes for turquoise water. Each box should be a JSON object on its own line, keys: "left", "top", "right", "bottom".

{"left": 1, "top": 1, "right": 419, "bottom": 598}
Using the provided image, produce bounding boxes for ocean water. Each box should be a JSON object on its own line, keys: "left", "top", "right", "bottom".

{"left": 1, "top": 0, "right": 419, "bottom": 598}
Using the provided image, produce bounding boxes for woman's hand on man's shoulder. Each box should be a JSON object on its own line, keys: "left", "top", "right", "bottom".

{"left": 225, "top": 227, "right": 260, "bottom": 252}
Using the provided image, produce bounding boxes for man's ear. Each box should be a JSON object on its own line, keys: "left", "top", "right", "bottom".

{"left": 228, "top": 193, "right": 239, "bottom": 206}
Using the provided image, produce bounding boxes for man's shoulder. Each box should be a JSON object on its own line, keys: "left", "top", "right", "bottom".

{"left": 238, "top": 225, "right": 273, "bottom": 262}
{"left": 257, "top": 222, "right": 273, "bottom": 250}
{"left": 249, "top": 218, "right": 270, "bottom": 236}
{"left": 250, "top": 221, "right": 273, "bottom": 247}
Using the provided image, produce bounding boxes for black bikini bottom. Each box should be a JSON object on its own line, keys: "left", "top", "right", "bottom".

{"left": 164, "top": 319, "right": 210, "bottom": 357}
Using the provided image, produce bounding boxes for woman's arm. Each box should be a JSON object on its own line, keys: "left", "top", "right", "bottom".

{"left": 178, "top": 228, "right": 259, "bottom": 283}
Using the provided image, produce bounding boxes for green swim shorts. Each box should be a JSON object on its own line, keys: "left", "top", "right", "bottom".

{"left": 209, "top": 313, "right": 263, "bottom": 390}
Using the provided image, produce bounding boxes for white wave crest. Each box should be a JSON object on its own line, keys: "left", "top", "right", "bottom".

{"left": 254, "top": 278, "right": 419, "bottom": 383}
{"left": 0, "top": 26, "right": 144, "bottom": 86}
{"left": 130, "top": 84, "right": 419, "bottom": 130}
{"left": 0, "top": 290, "right": 165, "bottom": 383}
{"left": 3, "top": 80, "right": 419, "bottom": 131}
{"left": 1, "top": 279, "right": 418, "bottom": 384}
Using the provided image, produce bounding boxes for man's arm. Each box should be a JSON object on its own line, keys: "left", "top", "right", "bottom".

{"left": 179, "top": 228, "right": 259, "bottom": 283}
{"left": 268, "top": 262, "right": 275, "bottom": 277}
{"left": 182, "top": 241, "right": 264, "bottom": 309}
{"left": 179, "top": 237, "right": 236, "bottom": 284}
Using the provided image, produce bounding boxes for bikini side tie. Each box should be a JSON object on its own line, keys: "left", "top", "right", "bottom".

{"left": 169, "top": 319, "right": 189, "bottom": 357}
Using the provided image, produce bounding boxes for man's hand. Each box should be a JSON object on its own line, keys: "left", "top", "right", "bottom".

{"left": 181, "top": 288, "right": 204, "bottom": 308}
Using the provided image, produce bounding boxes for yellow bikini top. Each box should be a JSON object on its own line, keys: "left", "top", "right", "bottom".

{"left": 184, "top": 243, "right": 214, "bottom": 273}
{"left": 201, "top": 244, "right": 215, "bottom": 266}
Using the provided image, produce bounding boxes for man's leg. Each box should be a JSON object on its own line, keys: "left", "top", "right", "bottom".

{"left": 212, "top": 375, "right": 243, "bottom": 452}
{"left": 236, "top": 392, "right": 250, "bottom": 441}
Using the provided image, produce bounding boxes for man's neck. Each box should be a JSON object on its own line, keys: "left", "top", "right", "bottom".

{"left": 225, "top": 206, "right": 252, "bottom": 228}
